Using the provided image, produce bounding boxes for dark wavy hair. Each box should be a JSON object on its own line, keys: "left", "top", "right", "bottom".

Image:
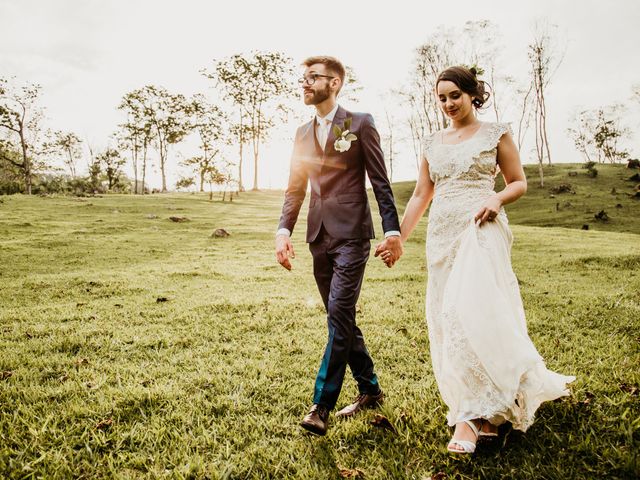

{"left": 436, "top": 66, "right": 491, "bottom": 109}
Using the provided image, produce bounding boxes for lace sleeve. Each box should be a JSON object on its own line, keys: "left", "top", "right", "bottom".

{"left": 422, "top": 131, "right": 437, "bottom": 160}
{"left": 477, "top": 122, "right": 513, "bottom": 154}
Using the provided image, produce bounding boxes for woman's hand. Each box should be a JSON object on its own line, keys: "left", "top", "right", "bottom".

{"left": 474, "top": 195, "right": 502, "bottom": 226}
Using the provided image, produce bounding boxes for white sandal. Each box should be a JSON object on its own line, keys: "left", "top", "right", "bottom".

{"left": 447, "top": 420, "right": 479, "bottom": 454}
{"left": 478, "top": 419, "right": 498, "bottom": 438}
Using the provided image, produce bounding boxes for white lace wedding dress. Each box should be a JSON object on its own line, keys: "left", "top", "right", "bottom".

{"left": 424, "top": 121, "right": 575, "bottom": 431}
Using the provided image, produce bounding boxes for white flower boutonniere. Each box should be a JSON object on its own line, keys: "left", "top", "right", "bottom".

{"left": 333, "top": 118, "right": 357, "bottom": 153}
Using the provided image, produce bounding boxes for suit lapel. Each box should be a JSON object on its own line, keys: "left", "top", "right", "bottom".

{"left": 300, "top": 119, "right": 321, "bottom": 155}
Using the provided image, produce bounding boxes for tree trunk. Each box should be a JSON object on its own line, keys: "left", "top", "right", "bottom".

{"left": 156, "top": 124, "right": 167, "bottom": 192}
{"left": 131, "top": 143, "right": 138, "bottom": 194}
{"left": 142, "top": 142, "right": 148, "bottom": 195}
{"left": 19, "top": 130, "right": 31, "bottom": 195}
{"left": 539, "top": 89, "right": 552, "bottom": 165}
{"left": 238, "top": 109, "right": 244, "bottom": 192}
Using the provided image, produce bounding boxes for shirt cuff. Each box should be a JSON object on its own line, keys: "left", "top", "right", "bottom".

{"left": 384, "top": 230, "right": 401, "bottom": 238}
{"left": 276, "top": 228, "right": 291, "bottom": 237}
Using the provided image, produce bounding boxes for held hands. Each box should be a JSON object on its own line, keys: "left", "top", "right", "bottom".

{"left": 275, "top": 234, "right": 295, "bottom": 271}
{"left": 474, "top": 195, "right": 503, "bottom": 226}
{"left": 374, "top": 235, "right": 403, "bottom": 268}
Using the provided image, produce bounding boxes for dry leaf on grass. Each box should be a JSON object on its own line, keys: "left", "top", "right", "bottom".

{"left": 370, "top": 414, "right": 397, "bottom": 433}
{"left": 427, "top": 473, "right": 447, "bottom": 480}
{"left": 579, "top": 391, "right": 595, "bottom": 405}
{"left": 95, "top": 418, "right": 113, "bottom": 430}
{"left": 339, "top": 467, "right": 365, "bottom": 478}
{"left": 619, "top": 383, "right": 639, "bottom": 396}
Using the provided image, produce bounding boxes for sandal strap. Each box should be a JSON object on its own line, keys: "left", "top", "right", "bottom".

{"left": 448, "top": 440, "right": 476, "bottom": 453}
{"left": 463, "top": 420, "right": 480, "bottom": 438}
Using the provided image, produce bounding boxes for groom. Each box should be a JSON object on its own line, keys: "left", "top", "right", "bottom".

{"left": 275, "top": 56, "right": 403, "bottom": 435}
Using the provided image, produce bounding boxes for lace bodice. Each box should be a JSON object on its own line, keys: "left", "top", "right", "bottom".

{"left": 424, "top": 122, "right": 512, "bottom": 267}
{"left": 424, "top": 122, "right": 511, "bottom": 189}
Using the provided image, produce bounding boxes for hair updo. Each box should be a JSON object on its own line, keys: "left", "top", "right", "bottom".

{"left": 436, "top": 66, "right": 491, "bottom": 109}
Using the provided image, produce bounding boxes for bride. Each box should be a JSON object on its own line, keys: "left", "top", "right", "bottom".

{"left": 377, "top": 66, "right": 575, "bottom": 454}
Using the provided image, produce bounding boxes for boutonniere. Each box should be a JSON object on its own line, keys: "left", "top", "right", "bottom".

{"left": 333, "top": 117, "right": 357, "bottom": 153}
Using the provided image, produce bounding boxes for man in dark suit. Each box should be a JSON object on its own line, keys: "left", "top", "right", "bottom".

{"left": 275, "top": 56, "right": 403, "bottom": 436}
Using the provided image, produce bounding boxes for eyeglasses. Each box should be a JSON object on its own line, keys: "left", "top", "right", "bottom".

{"left": 298, "top": 74, "right": 335, "bottom": 86}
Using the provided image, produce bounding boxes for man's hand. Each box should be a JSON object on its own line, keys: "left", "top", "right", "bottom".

{"left": 275, "top": 234, "right": 295, "bottom": 271}
{"left": 374, "top": 235, "right": 403, "bottom": 268}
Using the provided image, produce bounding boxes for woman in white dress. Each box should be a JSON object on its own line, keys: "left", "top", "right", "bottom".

{"left": 377, "top": 66, "right": 575, "bottom": 454}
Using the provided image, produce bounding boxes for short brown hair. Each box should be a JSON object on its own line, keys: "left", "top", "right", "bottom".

{"left": 302, "top": 56, "right": 345, "bottom": 93}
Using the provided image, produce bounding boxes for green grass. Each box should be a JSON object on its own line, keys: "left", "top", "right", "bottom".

{"left": 394, "top": 163, "right": 640, "bottom": 234}
{"left": 0, "top": 166, "right": 639, "bottom": 479}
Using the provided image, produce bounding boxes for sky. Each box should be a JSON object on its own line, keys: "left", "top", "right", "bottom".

{"left": 1, "top": 0, "right": 639, "bottom": 189}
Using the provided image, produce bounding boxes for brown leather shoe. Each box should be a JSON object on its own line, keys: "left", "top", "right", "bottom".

{"left": 335, "top": 390, "right": 384, "bottom": 418}
{"left": 300, "top": 404, "right": 329, "bottom": 436}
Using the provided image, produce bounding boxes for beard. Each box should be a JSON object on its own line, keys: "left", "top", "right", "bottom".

{"left": 303, "top": 83, "right": 331, "bottom": 105}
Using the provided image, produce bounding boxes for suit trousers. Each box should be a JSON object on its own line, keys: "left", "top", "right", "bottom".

{"left": 309, "top": 225, "right": 380, "bottom": 410}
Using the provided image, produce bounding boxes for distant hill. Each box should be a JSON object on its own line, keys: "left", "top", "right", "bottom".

{"left": 391, "top": 163, "right": 640, "bottom": 234}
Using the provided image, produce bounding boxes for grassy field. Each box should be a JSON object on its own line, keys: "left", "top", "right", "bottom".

{"left": 395, "top": 162, "right": 640, "bottom": 234}
{"left": 0, "top": 163, "right": 639, "bottom": 479}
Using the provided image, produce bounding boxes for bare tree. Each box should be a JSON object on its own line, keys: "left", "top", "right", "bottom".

{"left": 0, "top": 77, "right": 47, "bottom": 194}
{"left": 567, "top": 110, "right": 597, "bottom": 163}
{"left": 379, "top": 94, "right": 399, "bottom": 183}
{"left": 528, "top": 21, "right": 564, "bottom": 185}
{"left": 515, "top": 83, "right": 535, "bottom": 151}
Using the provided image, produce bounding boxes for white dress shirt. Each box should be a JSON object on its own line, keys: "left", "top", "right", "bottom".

{"left": 315, "top": 103, "right": 339, "bottom": 149}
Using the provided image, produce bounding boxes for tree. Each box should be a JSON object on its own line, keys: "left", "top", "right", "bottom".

{"left": 97, "top": 147, "right": 125, "bottom": 191}
{"left": 48, "top": 130, "right": 82, "bottom": 178}
{"left": 187, "top": 93, "right": 226, "bottom": 191}
{"left": 593, "top": 105, "right": 628, "bottom": 163}
{"left": 206, "top": 51, "right": 296, "bottom": 191}
{"left": 567, "top": 110, "right": 597, "bottom": 163}
{"left": 0, "top": 141, "right": 23, "bottom": 194}
{"left": 118, "top": 89, "right": 156, "bottom": 194}
{"left": 175, "top": 176, "right": 195, "bottom": 191}
{"left": 0, "top": 77, "right": 47, "bottom": 194}
{"left": 515, "top": 82, "right": 535, "bottom": 151}
{"left": 528, "top": 21, "right": 564, "bottom": 185}
{"left": 119, "top": 86, "right": 190, "bottom": 193}
{"left": 396, "top": 28, "right": 457, "bottom": 170}
{"left": 341, "top": 66, "right": 364, "bottom": 104}
{"left": 147, "top": 86, "right": 191, "bottom": 192}
{"left": 567, "top": 105, "right": 628, "bottom": 164}
{"left": 87, "top": 155, "right": 102, "bottom": 193}
{"left": 181, "top": 154, "right": 220, "bottom": 192}
{"left": 379, "top": 93, "right": 399, "bottom": 183}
